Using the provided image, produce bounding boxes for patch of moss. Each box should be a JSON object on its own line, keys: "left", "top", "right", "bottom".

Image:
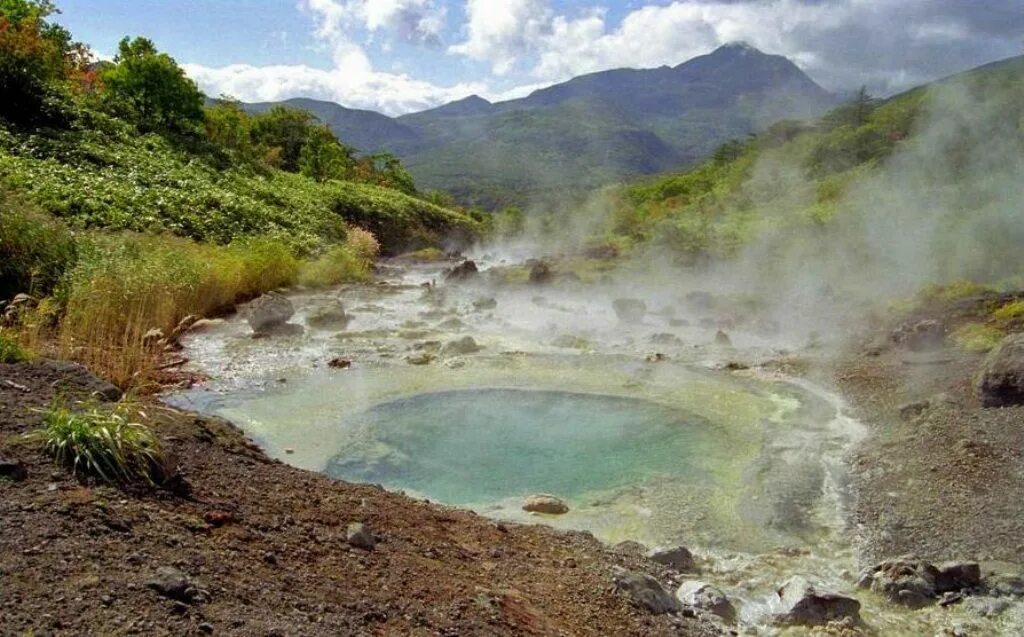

{"left": 993, "top": 300, "right": 1024, "bottom": 321}
{"left": 951, "top": 323, "right": 1004, "bottom": 353}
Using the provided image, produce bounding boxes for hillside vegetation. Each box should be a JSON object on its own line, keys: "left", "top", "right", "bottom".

{"left": 0, "top": 0, "right": 479, "bottom": 387}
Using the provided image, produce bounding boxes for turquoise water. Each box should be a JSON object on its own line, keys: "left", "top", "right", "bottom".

{"left": 325, "top": 388, "right": 716, "bottom": 505}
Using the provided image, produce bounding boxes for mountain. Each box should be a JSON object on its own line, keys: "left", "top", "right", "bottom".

{"left": 247, "top": 44, "right": 838, "bottom": 208}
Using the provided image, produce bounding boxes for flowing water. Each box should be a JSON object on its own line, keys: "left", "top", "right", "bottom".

{"left": 165, "top": 257, "right": 1022, "bottom": 635}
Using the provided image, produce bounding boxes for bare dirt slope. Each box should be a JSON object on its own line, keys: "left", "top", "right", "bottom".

{"left": 0, "top": 360, "right": 719, "bottom": 637}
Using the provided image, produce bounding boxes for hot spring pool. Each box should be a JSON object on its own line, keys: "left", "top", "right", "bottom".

{"left": 326, "top": 388, "right": 716, "bottom": 505}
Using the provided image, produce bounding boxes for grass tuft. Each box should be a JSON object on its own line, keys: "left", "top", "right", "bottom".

{"left": 993, "top": 300, "right": 1024, "bottom": 322}
{"left": 28, "top": 402, "right": 164, "bottom": 485}
{"left": 0, "top": 333, "right": 32, "bottom": 363}
{"left": 951, "top": 323, "right": 1004, "bottom": 354}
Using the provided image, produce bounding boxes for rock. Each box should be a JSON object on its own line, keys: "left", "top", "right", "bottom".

{"left": 445, "top": 260, "right": 478, "bottom": 282}
{"left": 935, "top": 562, "right": 981, "bottom": 593}
{"left": 676, "top": 581, "right": 735, "bottom": 623}
{"left": 891, "top": 319, "right": 945, "bottom": 351}
{"left": 307, "top": 301, "right": 351, "bottom": 330}
{"left": 439, "top": 336, "right": 481, "bottom": 357}
{"left": 649, "top": 546, "right": 696, "bottom": 573}
{"left": 169, "top": 314, "right": 201, "bottom": 340}
{"left": 37, "top": 360, "right": 122, "bottom": 401}
{"left": 859, "top": 557, "right": 938, "bottom": 607}
{"left": 0, "top": 458, "right": 28, "bottom": 482}
{"left": 977, "top": 333, "right": 1024, "bottom": 407}
{"left": 645, "top": 352, "right": 667, "bottom": 363}
{"left": 11, "top": 293, "right": 35, "bottom": 307}
{"left": 245, "top": 292, "right": 295, "bottom": 333}
{"left": 522, "top": 494, "right": 569, "bottom": 514}
{"left": 714, "top": 330, "right": 732, "bottom": 346}
{"left": 773, "top": 576, "right": 861, "bottom": 627}
{"left": 612, "top": 298, "right": 647, "bottom": 323}
{"left": 327, "top": 357, "right": 352, "bottom": 369}
{"left": 141, "top": 328, "right": 164, "bottom": 347}
{"left": 146, "top": 567, "right": 193, "bottom": 602}
{"left": 612, "top": 541, "right": 647, "bottom": 557}
{"left": 898, "top": 399, "right": 930, "bottom": 421}
{"left": 188, "top": 318, "right": 226, "bottom": 333}
{"left": 346, "top": 522, "right": 376, "bottom": 550}
{"left": 986, "top": 573, "right": 1024, "bottom": 596}
{"left": 528, "top": 260, "right": 553, "bottom": 285}
{"left": 472, "top": 297, "right": 497, "bottom": 310}
{"left": 966, "top": 596, "right": 1012, "bottom": 617}
{"left": 612, "top": 568, "right": 680, "bottom": 615}
{"left": 406, "top": 352, "right": 435, "bottom": 365}
{"left": 649, "top": 333, "right": 683, "bottom": 346}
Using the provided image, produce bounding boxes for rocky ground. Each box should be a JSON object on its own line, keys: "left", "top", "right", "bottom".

{"left": 0, "top": 359, "right": 722, "bottom": 636}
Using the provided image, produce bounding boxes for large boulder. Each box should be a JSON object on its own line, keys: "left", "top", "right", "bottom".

{"left": 612, "top": 568, "right": 680, "bottom": 615}
{"left": 649, "top": 546, "right": 696, "bottom": 573}
{"left": 522, "top": 494, "right": 569, "bottom": 514}
{"left": 445, "top": 260, "right": 478, "bottom": 282}
{"left": 676, "top": 581, "right": 735, "bottom": 623}
{"left": 977, "top": 333, "right": 1024, "bottom": 407}
{"left": 245, "top": 292, "right": 295, "bottom": 333}
{"left": 527, "top": 260, "right": 553, "bottom": 285}
{"left": 890, "top": 319, "right": 945, "bottom": 351}
{"left": 440, "top": 336, "right": 481, "bottom": 357}
{"left": 307, "top": 300, "right": 351, "bottom": 330}
{"left": 612, "top": 298, "right": 647, "bottom": 323}
{"left": 773, "top": 576, "right": 860, "bottom": 627}
{"left": 858, "top": 557, "right": 939, "bottom": 607}
{"left": 935, "top": 562, "right": 981, "bottom": 593}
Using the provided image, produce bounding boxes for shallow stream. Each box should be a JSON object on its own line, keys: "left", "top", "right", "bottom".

{"left": 165, "top": 257, "right": 1021, "bottom": 634}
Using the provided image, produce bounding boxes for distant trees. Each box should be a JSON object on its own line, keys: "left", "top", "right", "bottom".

{"left": 298, "top": 124, "right": 355, "bottom": 182}
{"left": 0, "top": 0, "right": 87, "bottom": 126}
{"left": 99, "top": 36, "right": 204, "bottom": 134}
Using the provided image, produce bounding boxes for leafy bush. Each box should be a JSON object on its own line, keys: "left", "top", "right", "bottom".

{"left": 29, "top": 401, "right": 164, "bottom": 484}
{"left": 0, "top": 332, "right": 30, "bottom": 362}
{"left": 0, "top": 188, "right": 77, "bottom": 298}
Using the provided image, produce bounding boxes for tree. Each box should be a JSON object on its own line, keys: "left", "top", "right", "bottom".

{"left": 250, "top": 106, "right": 316, "bottom": 172}
{"left": 99, "top": 36, "right": 204, "bottom": 134}
{"left": 204, "top": 97, "right": 253, "bottom": 159}
{"left": 298, "top": 124, "right": 355, "bottom": 182}
{"left": 822, "top": 85, "right": 877, "bottom": 130}
{"left": 0, "top": 0, "right": 85, "bottom": 126}
{"left": 358, "top": 152, "right": 417, "bottom": 195}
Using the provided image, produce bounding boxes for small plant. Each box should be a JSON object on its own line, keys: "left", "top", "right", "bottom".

{"left": 0, "top": 333, "right": 31, "bottom": 363}
{"left": 993, "top": 300, "right": 1024, "bottom": 322}
{"left": 951, "top": 323, "right": 1004, "bottom": 354}
{"left": 28, "top": 402, "right": 164, "bottom": 485}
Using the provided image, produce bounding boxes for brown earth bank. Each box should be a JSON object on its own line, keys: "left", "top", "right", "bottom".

{"left": 0, "top": 360, "right": 722, "bottom": 637}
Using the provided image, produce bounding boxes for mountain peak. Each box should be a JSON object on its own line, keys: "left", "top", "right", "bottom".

{"left": 717, "top": 41, "right": 760, "bottom": 54}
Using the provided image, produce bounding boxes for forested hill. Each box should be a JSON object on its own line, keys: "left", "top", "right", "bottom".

{"left": 245, "top": 43, "right": 838, "bottom": 208}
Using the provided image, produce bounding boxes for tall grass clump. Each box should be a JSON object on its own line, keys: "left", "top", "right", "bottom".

{"left": 0, "top": 190, "right": 78, "bottom": 300}
{"left": 29, "top": 402, "right": 164, "bottom": 485}
{"left": 0, "top": 332, "right": 32, "bottom": 363}
{"left": 57, "top": 233, "right": 299, "bottom": 387}
{"left": 297, "top": 227, "right": 380, "bottom": 287}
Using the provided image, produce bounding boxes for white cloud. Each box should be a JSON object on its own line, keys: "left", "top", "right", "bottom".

{"left": 448, "top": 0, "right": 553, "bottom": 75}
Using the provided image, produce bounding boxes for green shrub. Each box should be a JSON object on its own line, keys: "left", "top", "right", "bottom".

{"left": 0, "top": 189, "right": 78, "bottom": 299}
{"left": 0, "top": 332, "right": 31, "bottom": 362}
{"left": 298, "top": 245, "right": 371, "bottom": 287}
{"left": 29, "top": 401, "right": 164, "bottom": 485}
{"left": 993, "top": 300, "right": 1024, "bottom": 321}
{"left": 951, "top": 323, "right": 1004, "bottom": 353}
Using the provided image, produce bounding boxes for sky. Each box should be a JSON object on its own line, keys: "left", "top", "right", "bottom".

{"left": 55, "top": 0, "right": 1024, "bottom": 116}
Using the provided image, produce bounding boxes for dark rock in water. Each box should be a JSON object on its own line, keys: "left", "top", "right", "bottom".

{"left": 612, "top": 298, "right": 647, "bottom": 323}
{"left": 252, "top": 323, "right": 304, "bottom": 338}
{"left": 346, "top": 522, "right": 376, "bottom": 551}
{"left": 307, "top": 301, "right": 351, "bottom": 330}
{"left": 649, "top": 546, "right": 696, "bottom": 573}
{"left": 859, "top": 557, "right": 939, "bottom": 607}
{"left": 527, "top": 260, "right": 553, "bottom": 285}
{"left": 649, "top": 333, "right": 683, "bottom": 346}
{"left": 440, "top": 336, "right": 481, "bottom": 357}
{"left": 676, "top": 581, "right": 735, "bottom": 623}
{"left": 774, "top": 576, "right": 860, "bottom": 627}
{"left": 327, "top": 357, "right": 352, "bottom": 369}
{"left": 714, "top": 330, "right": 732, "bottom": 346}
{"left": 0, "top": 458, "right": 27, "bottom": 482}
{"left": 977, "top": 333, "right": 1024, "bottom": 407}
{"left": 522, "top": 494, "right": 569, "bottom": 514}
{"left": 445, "top": 260, "right": 478, "bottom": 282}
{"left": 935, "top": 562, "right": 981, "bottom": 593}
{"left": 472, "top": 297, "right": 497, "bottom": 310}
{"left": 612, "top": 567, "right": 680, "bottom": 615}
{"left": 147, "top": 567, "right": 193, "bottom": 602}
{"left": 891, "top": 319, "right": 945, "bottom": 351}
{"left": 246, "top": 292, "right": 295, "bottom": 333}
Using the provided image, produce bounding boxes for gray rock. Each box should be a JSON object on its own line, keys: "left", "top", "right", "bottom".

{"left": 891, "top": 319, "right": 945, "bottom": 351}
{"left": 528, "top": 260, "right": 553, "bottom": 285}
{"left": 649, "top": 546, "right": 696, "bottom": 573}
{"left": 445, "top": 260, "right": 478, "bottom": 282}
{"left": 859, "top": 557, "right": 938, "bottom": 607}
{"left": 613, "top": 567, "right": 680, "bottom": 615}
{"left": 307, "top": 301, "right": 351, "bottom": 330}
{"left": 774, "top": 576, "right": 860, "bottom": 627}
{"left": 439, "top": 336, "right": 481, "bottom": 357}
{"left": 0, "top": 458, "right": 27, "bottom": 482}
{"left": 406, "top": 353, "right": 435, "bottom": 366}
{"left": 676, "top": 581, "right": 735, "bottom": 623}
{"left": 987, "top": 573, "right": 1024, "bottom": 596}
{"left": 977, "top": 333, "right": 1024, "bottom": 407}
{"left": 966, "top": 596, "right": 1012, "bottom": 617}
{"left": 188, "top": 318, "right": 226, "bottom": 333}
{"left": 146, "top": 567, "right": 192, "bottom": 601}
{"left": 522, "top": 494, "right": 569, "bottom": 514}
{"left": 612, "top": 298, "right": 647, "bottom": 323}
{"left": 472, "top": 297, "right": 497, "bottom": 310}
{"left": 245, "top": 292, "right": 295, "bottom": 333}
{"left": 38, "top": 360, "right": 121, "bottom": 401}
{"left": 935, "top": 562, "right": 981, "bottom": 592}
{"left": 346, "top": 522, "right": 376, "bottom": 550}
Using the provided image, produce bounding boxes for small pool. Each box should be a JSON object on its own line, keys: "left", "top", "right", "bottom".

{"left": 326, "top": 388, "right": 715, "bottom": 505}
